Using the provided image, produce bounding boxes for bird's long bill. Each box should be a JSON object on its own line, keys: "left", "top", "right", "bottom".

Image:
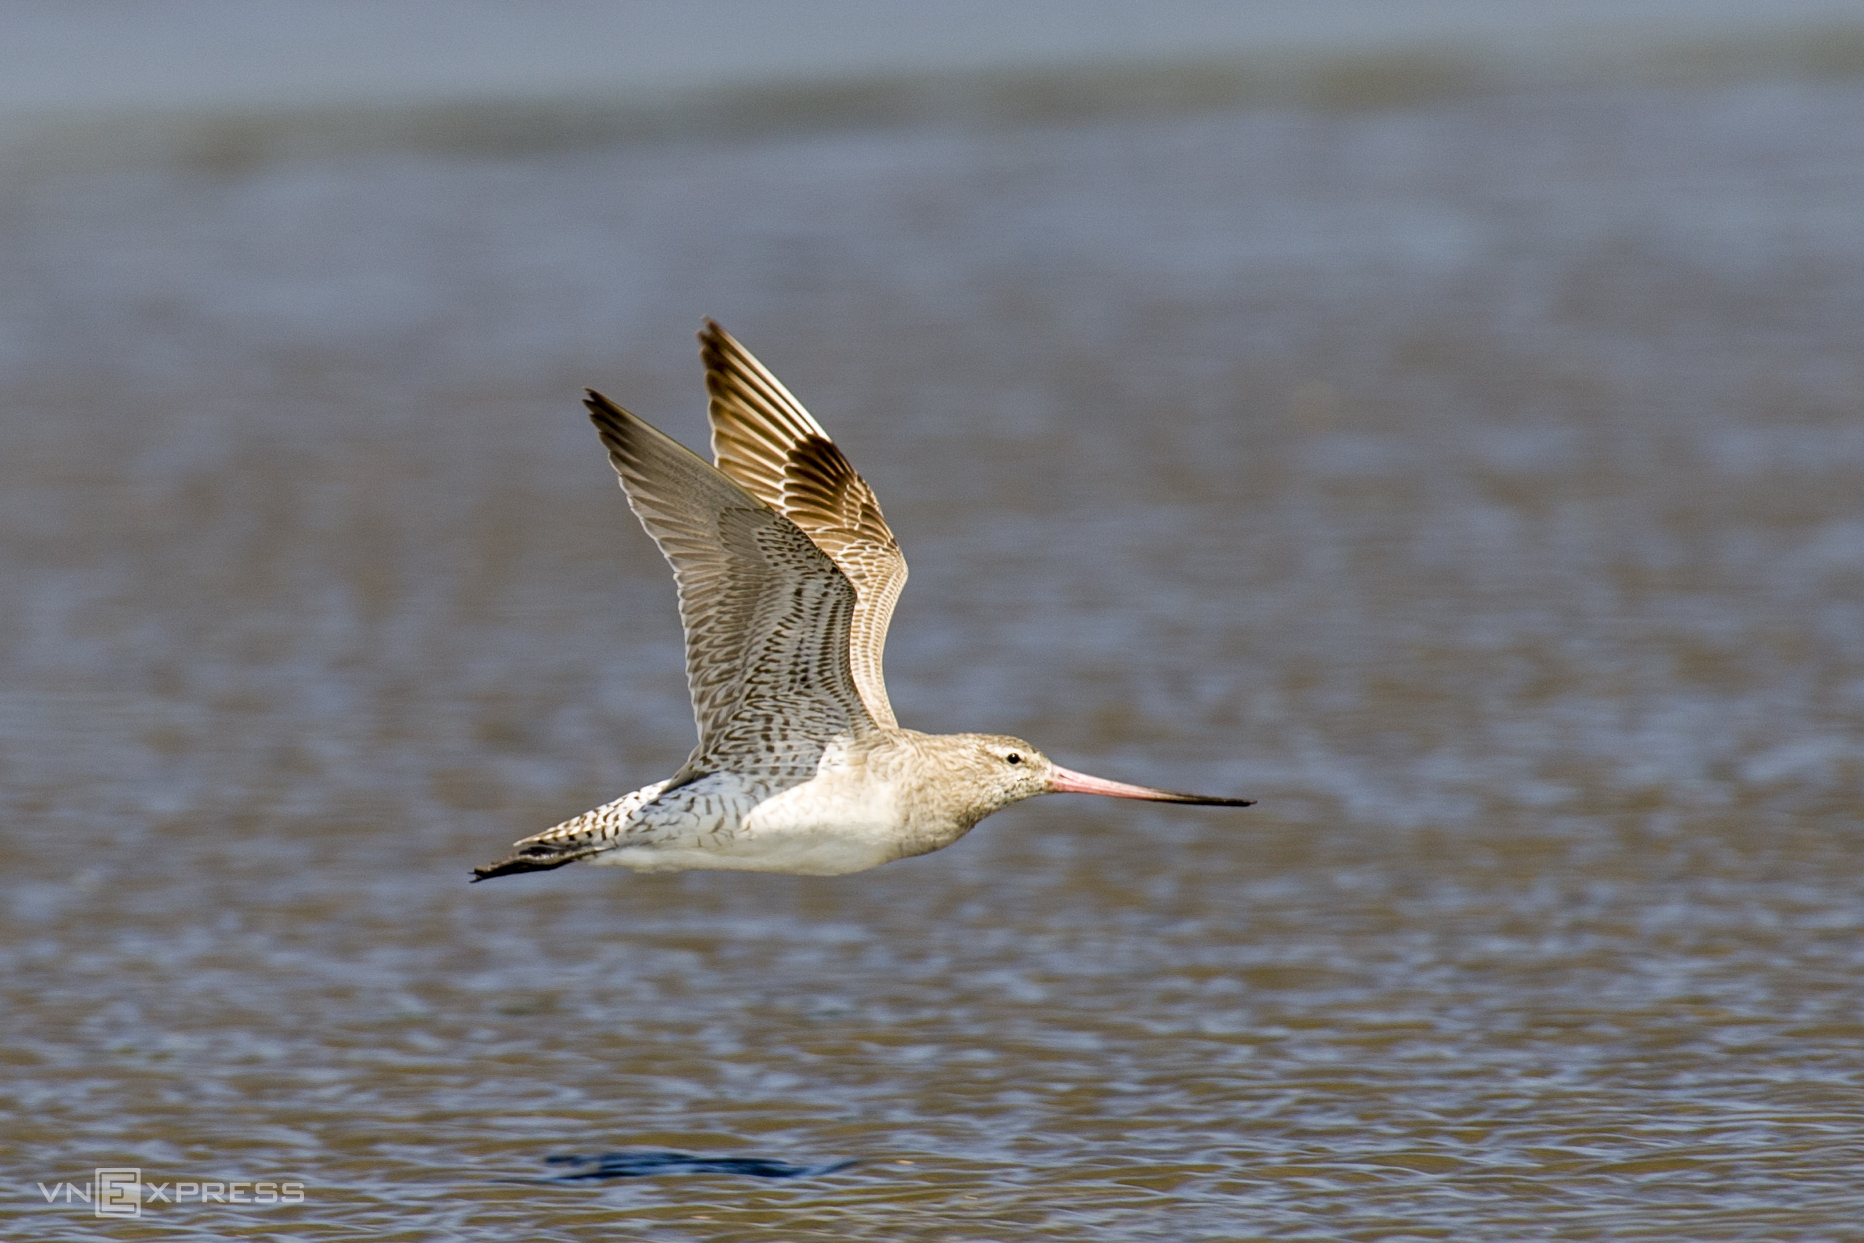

{"left": 1046, "top": 764, "right": 1254, "bottom": 806}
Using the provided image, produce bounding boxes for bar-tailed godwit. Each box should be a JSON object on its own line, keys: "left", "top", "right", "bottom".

{"left": 473, "top": 322, "right": 1250, "bottom": 881}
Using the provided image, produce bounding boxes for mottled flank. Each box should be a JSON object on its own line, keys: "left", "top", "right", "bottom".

{"left": 473, "top": 328, "right": 1248, "bottom": 880}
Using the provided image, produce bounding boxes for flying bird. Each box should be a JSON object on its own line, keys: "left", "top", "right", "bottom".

{"left": 473, "top": 322, "right": 1250, "bottom": 882}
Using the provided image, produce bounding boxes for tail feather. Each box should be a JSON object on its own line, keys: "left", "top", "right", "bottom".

{"left": 472, "top": 781, "right": 670, "bottom": 883}
{"left": 471, "top": 841, "right": 599, "bottom": 883}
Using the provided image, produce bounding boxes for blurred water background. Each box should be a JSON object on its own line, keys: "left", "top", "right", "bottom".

{"left": 4, "top": 3, "right": 1864, "bottom": 1239}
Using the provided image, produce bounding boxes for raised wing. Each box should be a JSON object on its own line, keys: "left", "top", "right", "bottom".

{"left": 701, "top": 321, "right": 908, "bottom": 728}
{"left": 586, "top": 391, "right": 876, "bottom": 781}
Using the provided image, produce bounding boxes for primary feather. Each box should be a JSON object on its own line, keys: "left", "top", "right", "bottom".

{"left": 702, "top": 320, "right": 908, "bottom": 728}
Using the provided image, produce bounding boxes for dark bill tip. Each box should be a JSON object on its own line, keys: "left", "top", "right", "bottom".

{"left": 1047, "top": 764, "right": 1254, "bottom": 806}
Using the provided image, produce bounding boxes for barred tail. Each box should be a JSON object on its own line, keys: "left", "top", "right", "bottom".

{"left": 472, "top": 780, "right": 671, "bottom": 883}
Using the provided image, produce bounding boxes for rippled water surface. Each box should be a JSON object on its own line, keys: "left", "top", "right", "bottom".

{"left": 5, "top": 83, "right": 1864, "bottom": 1240}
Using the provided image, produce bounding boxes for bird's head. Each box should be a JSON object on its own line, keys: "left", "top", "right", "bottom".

{"left": 932, "top": 733, "right": 1255, "bottom": 828}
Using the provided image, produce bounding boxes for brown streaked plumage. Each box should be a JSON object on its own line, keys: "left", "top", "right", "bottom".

{"left": 472, "top": 323, "right": 1250, "bottom": 883}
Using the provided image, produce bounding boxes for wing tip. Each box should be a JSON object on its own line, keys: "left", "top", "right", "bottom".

{"left": 584, "top": 388, "right": 636, "bottom": 438}
{"left": 698, "top": 317, "right": 732, "bottom": 360}
{"left": 583, "top": 389, "right": 620, "bottom": 443}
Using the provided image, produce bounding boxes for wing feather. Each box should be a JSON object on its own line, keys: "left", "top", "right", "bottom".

{"left": 585, "top": 391, "right": 875, "bottom": 780}
{"left": 700, "top": 320, "right": 908, "bottom": 728}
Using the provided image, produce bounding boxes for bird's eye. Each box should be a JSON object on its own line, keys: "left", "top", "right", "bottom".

{"left": 1005, "top": 752, "right": 1022, "bottom": 765}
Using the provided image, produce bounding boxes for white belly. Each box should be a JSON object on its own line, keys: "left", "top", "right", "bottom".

{"left": 587, "top": 770, "right": 907, "bottom": 876}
